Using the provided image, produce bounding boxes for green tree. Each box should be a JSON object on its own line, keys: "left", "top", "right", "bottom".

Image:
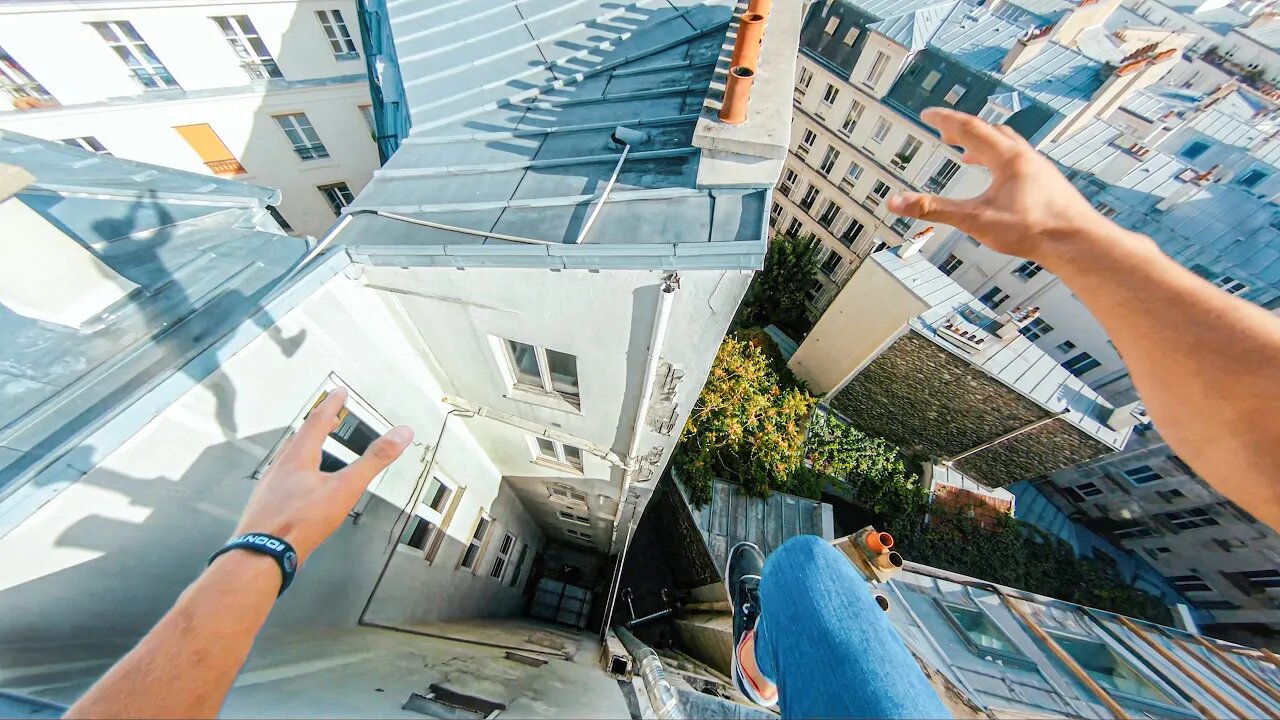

{"left": 674, "top": 337, "right": 816, "bottom": 505}
{"left": 734, "top": 234, "right": 819, "bottom": 334}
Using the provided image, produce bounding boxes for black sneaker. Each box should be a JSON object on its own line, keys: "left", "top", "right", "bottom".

{"left": 725, "top": 542, "right": 778, "bottom": 708}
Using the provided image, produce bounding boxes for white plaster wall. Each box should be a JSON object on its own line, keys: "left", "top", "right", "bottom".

{"left": 1124, "top": 0, "right": 1223, "bottom": 53}
{"left": 0, "top": 0, "right": 367, "bottom": 105}
{"left": 1217, "top": 29, "right": 1280, "bottom": 82}
{"left": 0, "top": 81, "right": 378, "bottom": 237}
{"left": 0, "top": 273, "right": 542, "bottom": 652}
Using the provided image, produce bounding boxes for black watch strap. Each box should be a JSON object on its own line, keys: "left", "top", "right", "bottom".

{"left": 209, "top": 533, "right": 298, "bottom": 597}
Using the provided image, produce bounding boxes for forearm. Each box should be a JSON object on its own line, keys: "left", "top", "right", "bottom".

{"left": 65, "top": 553, "right": 279, "bottom": 719}
{"left": 1038, "top": 222, "right": 1280, "bottom": 529}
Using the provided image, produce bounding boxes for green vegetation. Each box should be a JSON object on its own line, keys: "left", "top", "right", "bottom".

{"left": 675, "top": 331, "right": 1173, "bottom": 623}
{"left": 733, "top": 234, "right": 818, "bottom": 336}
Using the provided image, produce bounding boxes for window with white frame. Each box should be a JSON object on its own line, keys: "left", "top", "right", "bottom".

{"left": 2, "top": 46, "right": 55, "bottom": 104}
{"left": 558, "top": 509, "right": 591, "bottom": 526}
{"left": 59, "top": 137, "right": 110, "bottom": 155}
{"left": 921, "top": 70, "right": 942, "bottom": 92}
{"left": 840, "top": 100, "right": 864, "bottom": 134}
{"left": 274, "top": 113, "right": 329, "bottom": 160}
{"left": 460, "top": 512, "right": 493, "bottom": 569}
{"left": 924, "top": 158, "right": 960, "bottom": 193}
{"left": 770, "top": 201, "right": 784, "bottom": 226}
{"left": 786, "top": 218, "right": 804, "bottom": 237}
{"left": 839, "top": 218, "right": 865, "bottom": 246}
{"left": 892, "top": 136, "right": 921, "bottom": 170}
{"left": 870, "top": 117, "right": 891, "bottom": 143}
{"left": 817, "top": 200, "right": 840, "bottom": 228}
{"left": 1012, "top": 260, "right": 1043, "bottom": 280}
{"left": 1122, "top": 465, "right": 1162, "bottom": 485}
{"left": 1062, "top": 351, "right": 1100, "bottom": 377}
{"left": 566, "top": 527, "right": 593, "bottom": 542}
{"left": 1212, "top": 275, "right": 1248, "bottom": 295}
{"left": 977, "top": 101, "right": 1010, "bottom": 124}
{"left": 1074, "top": 481, "right": 1104, "bottom": 498}
{"left": 316, "top": 9, "right": 359, "bottom": 59}
{"left": 822, "top": 83, "right": 839, "bottom": 106}
{"left": 864, "top": 51, "right": 889, "bottom": 87}
{"left": 978, "top": 285, "right": 1009, "bottom": 310}
{"left": 399, "top": 474, "right": 460, "bottom": 559}
{"left": 943, "top": 84, "right": 966, "bottom": 105}
{"left": 212, "top": 16, "right": 281, "bottom": 79}
{"left": 798, "top": 128, "right": 817, "bottom": 157}
{"left": 843, "top": 160, "right": 864, "bottom": 187}
{"left": 548, "top": 482, "right": 589, "bottom": 507}
{"left": 796, "top": 66, "right": 813, "bottom": 96}
{"left": 1020, "top": 318, "right": 1054, "bottom": 341}
{"left": 805, "top": 277, "right": 825, "bottom": 305}
{"left": 534, "top": 436, "right": 584, "bottom": 472}
{"left": 818, "top": 147, "right": 839, "bottom": 175}
{"left": 489, "top": 531, "right": 516, "bottom": 580}
{"left": 799, "top": 186, "right": 819, "bottom": 211}
{"left": 779, "top": 168, "right": 798, "bottom": 197}
{"left": 866, "top": 180, "right": 891, "bottom": 206}
{"left": 90, "top": 21, "right": 179, "bottom": 90}
{"left": 318, "top": 182, "right": 354, "bottom": 216}
{"left": 823, "top": 16, "right": 839, "bottom": 34}
{"left": 502, "top": 339, "right": 580, "bottom": 405}
{"left": 820, "top": 250, "right": 843, "bottom": 277}
{"left": 940, "top": 253, "right": 963, "bottom": 276}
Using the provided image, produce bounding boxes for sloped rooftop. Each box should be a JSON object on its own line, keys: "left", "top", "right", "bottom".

{"left": 0, "top": 132, "right": 303, "bottom": 502}
{"left": 338, "top": 0, "right": 788, "bottom": 268}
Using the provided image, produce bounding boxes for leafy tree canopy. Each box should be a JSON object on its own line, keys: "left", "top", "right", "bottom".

{"left": 734, "top": 234, "right": 819, "bottom": 334}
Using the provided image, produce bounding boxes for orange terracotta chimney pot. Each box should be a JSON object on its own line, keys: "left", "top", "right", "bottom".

{"left": 719, "top": 65, "right": 754, "bottom": 125}
{"left": 731, "top": 12, "right": 767, "bottom": 71}
{"left": 748, "top": 0, "right": 772, "bottom": 16}
{"left": 865, "top": 531, "right": 894, "bottom": 553}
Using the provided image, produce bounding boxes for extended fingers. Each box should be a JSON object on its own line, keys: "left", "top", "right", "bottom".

{"left": 921, "top": 108, "right": 1016, "bottom": 167}
{"left": 888, "top": 191, "right": 977, "bottom": 229}
{"left": 291, "top": 388, "right": 347, "bottom": 465}
{"left": 335, "top": 425, "right": 414, "bottom": 496}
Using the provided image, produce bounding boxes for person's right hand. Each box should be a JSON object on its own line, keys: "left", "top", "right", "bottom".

{"left": 887, "top": 107, "right": 1119, "bottom": 264}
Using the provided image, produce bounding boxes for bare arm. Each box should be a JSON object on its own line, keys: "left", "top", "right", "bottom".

{"left": 890, "top": 108, "right": 1280, "bottom": 531}
{"left": 64, "top": 389, "right": 413, "bottom": 719}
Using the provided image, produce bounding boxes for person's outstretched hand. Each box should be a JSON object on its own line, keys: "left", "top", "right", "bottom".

{"left": 233, "top": 388, "right": 413, "bottom": 563}
{"left": 887, "top": 107, "right": 1118, "bottom": 263}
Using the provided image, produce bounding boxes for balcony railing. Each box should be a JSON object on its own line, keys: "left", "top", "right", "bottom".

{"left": 923, "top": 175, "right": 950, "bottom": 194}
{"left": 4, "top": 84, "right": 57, "bottom": 109}
{"left": 293, "top": 144, "right": 331, "bottom": 161}
{"left": 241, "top": 59, "right": 283, "bottom": 81}
{"left": 205, "top": 158, "right": 247, "bottom": 176}
{"left": 129, "top": 68, "right": 180, "bottom": 91}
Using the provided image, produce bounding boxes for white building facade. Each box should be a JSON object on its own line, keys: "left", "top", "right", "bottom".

{"left": 0, "top": 0, "right": 379, "bottom": 237}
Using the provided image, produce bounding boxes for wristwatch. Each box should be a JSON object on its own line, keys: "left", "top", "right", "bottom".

{"left": 209, "top": 533, "right": 298, "bottom": 597}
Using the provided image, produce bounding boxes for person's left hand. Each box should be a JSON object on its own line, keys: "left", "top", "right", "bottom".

{"left": 233, "top": 388, "right": 414, "bottom": 563}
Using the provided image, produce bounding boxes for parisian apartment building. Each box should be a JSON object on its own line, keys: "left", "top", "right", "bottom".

{"left": 0, "top": 0, "right": 379, "bottom": 237}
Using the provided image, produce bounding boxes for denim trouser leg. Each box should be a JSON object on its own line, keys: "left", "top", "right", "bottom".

{"left": 753, "top": 535, "right": 951, "bottom": 719}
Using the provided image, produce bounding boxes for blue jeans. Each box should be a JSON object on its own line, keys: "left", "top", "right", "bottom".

{"left": 754, "top": 535, "right": 952, "bottom": 719}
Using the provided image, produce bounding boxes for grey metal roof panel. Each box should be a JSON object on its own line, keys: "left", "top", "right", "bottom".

{"left": 1000, "top": 41, "right": 1105, "bottom": 115}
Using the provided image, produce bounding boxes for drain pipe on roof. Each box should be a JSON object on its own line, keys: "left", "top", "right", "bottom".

{"left": 600, "top": 272, "right": 680, "bottom": 639}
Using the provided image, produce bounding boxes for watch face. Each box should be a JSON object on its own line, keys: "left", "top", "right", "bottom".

{"left": 283, "top": 551, "right": 298, "bottom": 573}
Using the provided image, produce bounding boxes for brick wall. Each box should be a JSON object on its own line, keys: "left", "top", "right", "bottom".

{"left": 828, "top": 332, "right": 1114, "bottom": 486}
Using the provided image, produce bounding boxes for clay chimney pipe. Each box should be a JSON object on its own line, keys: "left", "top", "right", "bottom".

{"left": 731, "top": 13, "right": 766, "bottom": 71}
{"left": 747, "top": 0, "right": 772, "bottom": 16}
{"left": 875, "top": 551, "right": 904, "bottom": 571}
{"left": 719, "top": 66, "right": 754, "bottom": 125}
{"left": 865, "top": 531, "right": 894, "bottom": 553}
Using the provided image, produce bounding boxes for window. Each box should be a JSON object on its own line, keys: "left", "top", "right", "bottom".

{"left": 1121, "top": 465, "right": 1162, "bottom": 486}
{"left": 1094, "top": 201, "right": 1118, "bottom": 218}
{"left": 870, "top": 118, "right": 891, "bottom": 143}
{"left": 978, "top": 285, "right": 1009, "bottom": 310}
{"left": 864, "top": 51, "right": 889, "bottom": 87}
{"left": 1237, "top": 168, "right": 1268, "bottom": 189}
{"left": 534, "top": 437, "right": 584, "bottom": 472}
{"left": 800, "top": 186, "right": 819, "bottom": 211}
{"left": 796, "top": 66, "right": 813, "bottom": 95}
{"left": 822, "top": 83, "right": 839, "bottom": 106}
{"left": 90, "top": 21, "right": 179, "bottom": 90}
{"left": 840, "top": 100, "right": 864, "bottom": 134}
{"left": 1213, "top": 275, "right": 1249, "bottom": 295}
{"left": 1145, "top": 546, "right": 1172, "bottom": 560}
{"left": 1232, "top": 569, "right": 1280, "bottom": 590}
{"left": 174, "top": 124, "right": 244, "bottom": 176}
{"left": 770, "top": 201, "right": 784, "bottom": 226}
{"left": 1161, "top": 507, "right": 1219, "bottom": 530}
{"left": 890, "top": 216, "right": 913, "bottom": 234}
{"left": 892, "top": 136, "right": 921, "bottom": 170}
{"left": 818, "top": 200, "right": 840, "bottom": 228}
{"left": 558, "top": 509, "right": 591, "bottom": 526}
{"left": 805, "top": 277, "right": 825, "bottom": 305}
{"left": 1055, "top": 340, "right": 1077, "bottom": 354}
{"left": 212, "top": 16, "right": 281, "bottom": 79}
{"left": 1179, "top": 140, "right": 1209, "bottom": 160}
{"left": 824, "top": 16, "right": 840, "bottom": 34}
{"left": 318, "top": 182, "right": 354, "bottom": 216}
{"left": 943, "top": 84, "right": 966, "bottom": 105}
{"left": 1050, "top": 633, "right": 1171, "bottom": 704}
{"left": 786, "top": 218, "right": 804, "bottom": 237}
{"left": 779, "top": 168, "right": 798, "bottom": 197}
{"left": 820, "top": 250, "right": 843, "bottom": 277}
{"left": 1, "top": 47, "right": 54, "bottom": 106}
{"left": 274, "top": 113, "right": 329, "bottom": 160}
{"left": 924, "top": 158, "right": 960, "bottom": 193}
{"left": 1012, "top": 260, "right": 1043, "bottom": 280}
{"left": 58, "top": 137, "right": 110, "bottom": 155}
{"left": 940, "top": 254, "right": 963, "bottom": 276}
{"left": 359, "top": 104, "right": 376, "bottom": 137}
{"left": 1113, "top": 524, "right": 1156, "bottom": 539}
{"left": 399, "top": 475, "right": 459, "bottom": 559}
{"left": 548, "top": 483, "right": 588, "bottom": 506}
{"left": 843, "top": 161, "right": 864, "bottom": 185}
{"left": 798, "top": 129, "right": 817, "bottom": 157}
{"left": 509, "top": 543, "right": 529, "bottom": 587}
{"left": 317, "top": 9, "right": 359, "bottom": 59}
{"left": 940, "top": 603, "right": 1031, "bottom": 667}
{"left": 566, "top": 527, "right": 593, "bottom": 542}
{"left": 816, "top": 149, "right": 838, "bottom": 177}
{"left": 977, "top": 102, "right": 1011, "bottom": 124}
{"left": 1156, "top": 488, "right": 1185, "bottom": 502}
{"left": 1020, "top": 318, "right": 1054, "bottom": 341}
{"left": 460, "top": 513, "right": 492, "bottom": 569}
{"left": 921, "top": 70, "right": 942, "bottom": 92}
{"left": 1168, "top": 574, "right": 1213, "bottom": 593}
{"left": 840, "top": 218, "right": 865, "bottom": 246}
{"left": 503, "top": 339, "right": 580, "bottom": 404}
{"left": 489, "top": 531, "right": 516, "bottom": 580}
{"left": 1062, "top": 351, "right": 1100, "bottom": 377}
{"left": 1074, "top": 481, "right": 1104, "bottom": 498}
{"left": 866, "top": 180, "right": 890, "bottom": 206}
